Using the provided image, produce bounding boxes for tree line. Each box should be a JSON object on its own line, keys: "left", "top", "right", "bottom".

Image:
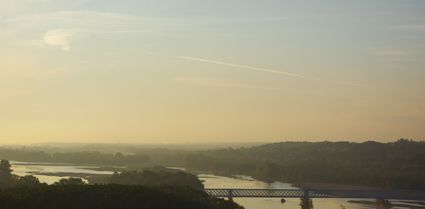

{"left": 137, "top": 139, "right": 425, "bottom": 190}
{"left": 0, "top": 160, "right": 242, "bottom": 209}
{"left": 87, "top": 166, "right": 204, "bottom": 190}
{"left": 2, "top": 139, "right": 425, "bottom": 190}
{"left": 0, "top": 150, "right": 150, "bottom": 165}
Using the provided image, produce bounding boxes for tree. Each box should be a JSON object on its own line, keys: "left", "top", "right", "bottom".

{"left": 16, "top": 175, "right": 41, "bottom": 187}
{"left": 0, "top": 185, "right": 243, "bottom": 209}
{"left": 107, "top": 169, "right": 204, "bottom": 190}
{"left": 0, "top": 160, "right": 12, "bottom": 176}
{"left": 0, "top": 160, "right": 14, "bottom": 188}
{"left": 54, "top": 177, "right": 86, "bottom": 186}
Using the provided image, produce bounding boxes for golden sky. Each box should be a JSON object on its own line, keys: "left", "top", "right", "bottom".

{"left": 1, "top": 0, "right": 425, "bottom": 144}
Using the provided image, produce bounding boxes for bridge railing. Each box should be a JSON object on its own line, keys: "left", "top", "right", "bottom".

{"left": 204, "top": 188, "right": 425, "bottom": 200}
{"left": 205, "top": 189, "right": 328, "bottom": 198}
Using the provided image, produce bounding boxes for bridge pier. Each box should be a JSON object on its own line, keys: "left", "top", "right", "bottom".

{"left": 376, "top": 198, "right": 391, "bottom": 209}
{"left": 300, "top": 190, "right": 313, "bottom": 209}
{"left": 300, "top": 198, "right": 313, "bottom": 209}
{"left": 227, "top": 189, "right": 234, "bottom": 202}
{"left": 203, "top": 188, "right": 417, "bottom": 208}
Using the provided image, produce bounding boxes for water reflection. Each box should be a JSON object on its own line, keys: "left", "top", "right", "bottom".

{"left": 10, "top": 162, "right": 422, "bottom": 209}
{"left": 199, "top": 174, "right": 377, "bottom": 209}
{"left": 11, "top": 161, "right": 113, "bottom": 184}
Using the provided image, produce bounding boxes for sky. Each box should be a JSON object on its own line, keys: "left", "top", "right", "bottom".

{"left": 1, "top": 0, "right": 425, "bottom": 144}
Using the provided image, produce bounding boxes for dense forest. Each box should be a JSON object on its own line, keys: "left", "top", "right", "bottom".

{"left": 1, "top": 139, "right": 425, "bottom": 190}
{"left": 0, "top": 185, "right": 241, "bottom": 209}
{"left": 0, "top": 160, "right": 241, "bottom": 209}
{"left": 89, "top": 167, "right": 204, "bottom": 190}
{"left": 175, "top": 139, "right": 425, "bottom": 190}
{"left": 134, "top": 139, "right": 425, "bottom": 190}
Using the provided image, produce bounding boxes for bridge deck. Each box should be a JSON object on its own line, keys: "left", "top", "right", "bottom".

{"left": 204, "top": 189, "right": 425, "bottom": 200}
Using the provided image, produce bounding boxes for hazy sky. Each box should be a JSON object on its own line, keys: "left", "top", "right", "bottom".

{"left": 1, "top": 0, "right": 425, "bottom": 144}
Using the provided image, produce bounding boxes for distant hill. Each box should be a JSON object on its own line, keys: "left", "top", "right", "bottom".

{"left": 2, "top": 139, "right": 425, "bottom": 190}
{"left": 1, "top": 142, "right": 263, "bottom": 154}
{"left": 158, "top": 139, "right": 425, "bottom": 190}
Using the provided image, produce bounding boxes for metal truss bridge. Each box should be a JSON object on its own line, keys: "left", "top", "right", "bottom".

{"left": 204, "top": 188, "right": 425, "bottom": 201}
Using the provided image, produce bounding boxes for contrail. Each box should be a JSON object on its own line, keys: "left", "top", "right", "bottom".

{"left": 178, "top": 56, "right": 304, "bottom": 78}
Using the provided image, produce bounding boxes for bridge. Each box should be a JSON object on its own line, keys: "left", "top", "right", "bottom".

{"left": 204, "top": 188, "right": 425, "bottom": 200}
{"left": 204, "top": 188, "right": 425, "bottom": 209}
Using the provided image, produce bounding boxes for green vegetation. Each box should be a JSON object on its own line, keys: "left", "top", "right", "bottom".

{"left": 0, "top": 160, "right": 14, "bottom": 188}
{"left": 0, "top": 160, "right": 44, "bottom": 189}
{"left": 133, "top": 139, "right": 425, "bottom": 190}
{"left": 54, "top": 177, "right": 86, "bottom": 186}
{"left": 2, "top": 139, "right": 425, "bottom": 190}
{"left": 87, "top": 167, "right": 204, "bottom": 190}
{"left": 0, "top": 160, "right": 241, "bottom": 209}
{"left": 107, "top": 168, "right": 204, "bottom": 190}
{"left": 168, "top": 139, "right": 425, "bottom": 190}
{"left": 0, "top": 185, "right": 241, "bottom": 209}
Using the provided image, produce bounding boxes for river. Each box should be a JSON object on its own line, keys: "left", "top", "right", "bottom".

{"left": 10, "top": 161, "right": 422, "bottom": 209}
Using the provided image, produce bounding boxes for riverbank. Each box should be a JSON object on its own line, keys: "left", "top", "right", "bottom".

{"left": 11, "top": 160, "right": 425, "bottom": 209}
{"left": 293, "top": 182, "right": 381, "bottom": 190}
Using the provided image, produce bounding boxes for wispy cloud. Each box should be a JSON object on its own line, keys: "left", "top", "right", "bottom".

{"left": 178, "top": 56, "right": 304, "bottom": 78}
{"left": 3, "top": 10, "right": 193, "bottom": 35}
{"left": 2, "top": 10, "right": 196, "bottom": 50}
{"left": 33, "top": 29, "right": 72, "bottom": 51}
{"left": 173, "top": 77, "right": 281, "bottom": 91}
{"left": 2, "top": 10, "right": 139, "bottom": 27}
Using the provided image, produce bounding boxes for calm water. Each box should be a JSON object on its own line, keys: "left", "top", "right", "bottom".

{"left": 11, "top": 161, "right": 114, "bottom": 184}
{"left": 199, "top": 174, "right": 376, "bottom": 209}
{"left": 11, "top": 162, "right": 422, "bottom": 209}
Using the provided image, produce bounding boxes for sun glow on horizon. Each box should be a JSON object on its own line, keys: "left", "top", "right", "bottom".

{"left": 1, "top": 0, "right": 425, "bottom": 144}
